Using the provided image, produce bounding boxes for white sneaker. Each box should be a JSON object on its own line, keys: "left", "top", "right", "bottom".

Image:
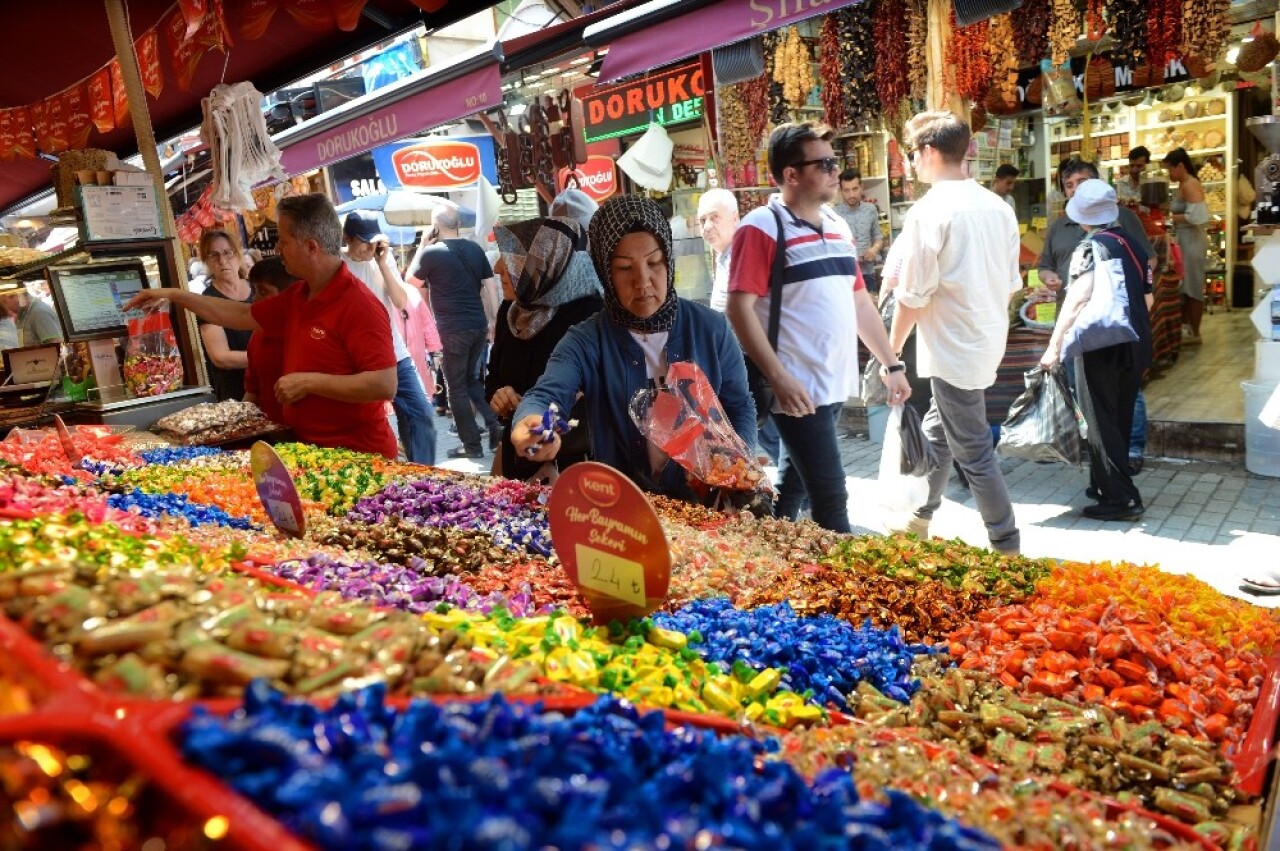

{"left": 888, "top": 516, "right": 930, "bottom": 538}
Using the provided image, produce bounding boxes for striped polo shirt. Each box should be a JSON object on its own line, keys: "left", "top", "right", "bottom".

{"left": 728, "top": 195, "right": 864, "bottom": 409}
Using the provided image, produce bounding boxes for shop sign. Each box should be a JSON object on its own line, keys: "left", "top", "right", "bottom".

{"left": 251, "top": 441, "right": 306, "bottom": 538}
{"left": 557, "top": 156, "right": 618, "bottom": 203}
{"left": 369, "top": 135, "right": 498, "bottom": 192}
{"left": 329, "top": 152, "right": 384, "bottom": 204}
{"left": 1014, "top": 54, "right": 1197, "bottom": 109}
{"left": 547, "top": 462, "right": 670, "bottom": 624}
{"left": 583, "top": 63, "right": 705, "bottom": 143}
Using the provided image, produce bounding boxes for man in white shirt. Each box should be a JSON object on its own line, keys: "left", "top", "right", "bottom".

{"left": 697, "top": 188, "right": 739, "bottom": 313}
{"left": 342, "top": 211, "right": 437, "bottom": 464}
{"left": 889, "top": 110, "right": 1022, "bottom": 555}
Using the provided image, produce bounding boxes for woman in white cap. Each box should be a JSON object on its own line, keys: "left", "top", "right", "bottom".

{"left": 1040, "top": 179, "right": 1153, "bottom": 521}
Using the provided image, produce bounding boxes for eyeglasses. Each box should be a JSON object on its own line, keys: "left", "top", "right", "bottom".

{"left": 206, "top": 250, "right": 238, "bottom": 261}
{"left": 789, "top": 157, "right": 840, "bottom": 174}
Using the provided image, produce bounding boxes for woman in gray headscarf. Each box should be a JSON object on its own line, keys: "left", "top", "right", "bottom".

{"left": 510, "top": 195, "right": 756, "bottom": 500}
{"left": 487, "top": 216, "right": 603, "bottom": 480}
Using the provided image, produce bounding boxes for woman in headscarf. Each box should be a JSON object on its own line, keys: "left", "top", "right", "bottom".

{"left": 510, "top": 195, "right": 756, "bottom": 500}
{"left": 487, "top": 216, "right": 604, "bottom": 480}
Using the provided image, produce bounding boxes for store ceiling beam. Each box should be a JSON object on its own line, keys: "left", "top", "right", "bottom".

{"left": 500, "top": 0, "right": 642, "bottom": 74}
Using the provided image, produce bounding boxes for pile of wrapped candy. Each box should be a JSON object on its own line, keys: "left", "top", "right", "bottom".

{"left": 0, "top": 439, "right": 1275, "bottom": 850}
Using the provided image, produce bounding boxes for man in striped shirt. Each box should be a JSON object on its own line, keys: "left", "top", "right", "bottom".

{"left": 727, "top": 122, "right": 909, "bottom": 533}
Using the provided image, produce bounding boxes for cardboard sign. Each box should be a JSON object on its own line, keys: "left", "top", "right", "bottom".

{"left": 251, "top": 441, "right": 306, "bottom": 538}
{"left": 548, "top": 462, "right": 670, "bottom": 624}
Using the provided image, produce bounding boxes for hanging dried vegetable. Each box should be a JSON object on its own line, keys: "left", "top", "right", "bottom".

{"left": 1145, "top": 0, "right": 1183, "bottom": 73}
{"left": 1105, "top": 0, "right": 1147, "bottom": 68}
{"left": 907, "top": 0, "right": 929, "bottom": 99}
{"left": 1012, "top": 2, "right": 1051, "bottom": 66}
{"left": 1085, "top": 0, "right": 1106, "bottom": 41}
{"left": 1049, "top": 0, "right": 1082, "bottom": 66}
{"left": 1181, "top": 0, "right": 1230, "bottom": 67}
{"left": 818, "top": 16, "right": 847, "bottom": 130}
{"left": 716, "top": 85, "right": 754, "bottom": 174}
{"left": 948, "top": 13, "right": 992, "bottom": 102}
{"left": 986, "top": 13, "right": 1020, "bottom": 112}
{"left": 763, "top": 31, "right": 790, "bottom": 125}
{"left": 875, "top": 0, "right": 911, "bottom": 115}
{"left": 741, "top": 74, "right": 772, "bottom": 149}
{"left": 837, "top": 5, "right": 880, "bottom": 129}
{"left": 773, "top": 26, "right": 815, "bottom": 111}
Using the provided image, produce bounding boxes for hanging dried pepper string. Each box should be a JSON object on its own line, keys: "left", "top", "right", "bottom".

{"left": 947, "top": 12, "right": 992, "bottom": 102}
{"left": 1012, "top": 1, "right": 1052, "bottom": 66}
{"left": 818, "top": 15, "right": 847, "bottom": 130}
{"left": 837, "top": 4, "right": 879, "bottom": 129}
{"left": 1106, "top": 0, "right": 1148, "bottom": 68}
{"left": 1146, "top": 0, "right": 1183, "bottom": 74}
{"left": 906, "top": 0, "right": 929, "bottom": 99}
{"left": 1085, "top": 0, "right": 1107, "bottom": 41}
{"left": 874, "top": 0, "right": 911, "bottom": 116}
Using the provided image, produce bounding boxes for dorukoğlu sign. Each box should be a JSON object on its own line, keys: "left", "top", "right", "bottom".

{"left": 390, "top": 141, "right": 482, "bottom": 190}
{"left": 582, "top": 63, "right": 705, "bottom": 143}
{"left": 557, "top": 156, "right": 618, "bottom": 203}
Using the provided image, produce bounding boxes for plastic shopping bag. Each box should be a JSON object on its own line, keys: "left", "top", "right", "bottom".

{"left": 1260, "top": 382, "right": 1280, "bottom": 430}
{"left": 629, "top": 361, "right": 772, "bottom": 499}
{"left": 123, "top": 305, "right": 183, "bottom": 397}
{"left": 899, "top": 404, "right": 939, "bottom": 477}
{"left": 878, "top": 405, "right": 930, "bottom": 516}
{"left": 860, "top": 293, "right": 897, "bottom": 407}
{"left": 997, "top": 365, "right": 1083, "bottom": 464}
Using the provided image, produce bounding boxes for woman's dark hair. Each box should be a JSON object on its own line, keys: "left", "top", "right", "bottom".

{"left": 1162, "top": 147, "right": 1199, "bottom": 178}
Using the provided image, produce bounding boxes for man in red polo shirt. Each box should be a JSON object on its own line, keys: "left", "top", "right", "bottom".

{"left": 126, "top": 194, "right": 398, "bottom": 458}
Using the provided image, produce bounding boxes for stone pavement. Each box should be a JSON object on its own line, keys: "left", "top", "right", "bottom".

{"left": 431, "top": 410, "right": 1280, "bottom": 606}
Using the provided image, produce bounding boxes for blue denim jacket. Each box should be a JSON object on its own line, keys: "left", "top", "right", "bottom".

{"left": 514, "top": 299, "right": 756, "bottom": 498}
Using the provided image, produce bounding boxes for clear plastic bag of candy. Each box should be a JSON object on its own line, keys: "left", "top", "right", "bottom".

{"left": 629, "top": 361, "right": 773, "bottom": 500}
{"left": 123, "top": 305, "right": 183, "bottom": 397}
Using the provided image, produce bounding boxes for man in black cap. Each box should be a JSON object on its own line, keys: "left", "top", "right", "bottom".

{"left": 343, "top": 210, "right": 437, "bottom": 464}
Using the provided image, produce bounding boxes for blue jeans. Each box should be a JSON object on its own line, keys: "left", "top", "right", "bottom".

{"left": 1129, "top": 388, "right": 1147, "bottom": 459}
{"left": 393, "top": 357, "right": 436, "bottom": 465}
{"left": 757, "top": 415, "right": 781, "bottom": 465}
{"left": 773, "top": 402, "right": 850, "bottom": 533}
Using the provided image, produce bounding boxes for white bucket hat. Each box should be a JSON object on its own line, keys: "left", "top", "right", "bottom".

{"left": 1066, "top": 179, "right": 1119, "bottom": 227}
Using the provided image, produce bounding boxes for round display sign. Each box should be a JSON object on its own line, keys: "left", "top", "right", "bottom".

{"left": 250, "top": 441, "right": 306, "bottom": 538}
{"left": 547, "top": 462, "right": 671, "bottom": 624}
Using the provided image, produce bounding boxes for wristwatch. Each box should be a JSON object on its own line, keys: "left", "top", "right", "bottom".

{"left": 880, "top": 362, "right": 906, "bottom": 376}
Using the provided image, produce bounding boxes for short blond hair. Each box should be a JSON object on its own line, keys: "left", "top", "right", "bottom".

{"left": 905, "top": 111, "right": 970, "bottom": 165}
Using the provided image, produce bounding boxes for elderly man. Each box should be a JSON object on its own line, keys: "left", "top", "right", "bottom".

{"left": 696, "top": 188, "right": 740, "bottom": 313}
{"left": 126, "top": 193, "right": 398, "bottom": 458}
{"left": 342, "top": 211, "right": 437, "bottom": 464}
{"left": 888, "top": 110, "right": 1022, "bottom": 555}
{"left": 0, "top": 283, "right": 63, "bottom": 347}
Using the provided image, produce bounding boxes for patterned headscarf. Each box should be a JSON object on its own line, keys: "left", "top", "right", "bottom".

{"left": 495, "top": 217, "right": 601, "bottom": 340}
{"left": 588, "top": 195, "right": 678, "bottom": 334}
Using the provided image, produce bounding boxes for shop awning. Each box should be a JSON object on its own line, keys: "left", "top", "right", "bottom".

{"left": 500, "top": 0, "right": 644, "bottom": 73}
{"left": 583, "top": 0, "right": 862, "bottom": 83}
{"left": 274, "top": 41, "right": 504, "bottom": 175}
{"left": 0, "top": 0, "right": 497, "bottom": 216}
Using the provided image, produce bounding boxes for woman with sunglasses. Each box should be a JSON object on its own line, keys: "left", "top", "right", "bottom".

{"left": 195, "top": 229, "right": 253, "bottom": 401}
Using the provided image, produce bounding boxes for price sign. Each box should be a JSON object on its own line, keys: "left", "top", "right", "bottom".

{"left": 250, "top": 441, "right": 306, "bottom": 538}
{"left": 548, "top": 462, "right": 671, "bottom": 624}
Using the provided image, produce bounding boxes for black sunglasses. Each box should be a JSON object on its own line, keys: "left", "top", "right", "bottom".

{"left": 789, "top": 156, "right": 840, "bottom": 174}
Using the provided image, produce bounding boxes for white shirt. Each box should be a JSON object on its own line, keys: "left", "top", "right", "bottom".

{"left": 709, "top": 248, "right": 731, "bottom": 313}
{"left": 344, "top": 257, "right": 411, "bottom": 362}
{"left": 896, "top": 179, "right": 1021, "bottom": 391}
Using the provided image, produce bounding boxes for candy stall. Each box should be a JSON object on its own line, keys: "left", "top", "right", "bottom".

{"left": 0, "top": 438, "right": 1278, "bottom": 850}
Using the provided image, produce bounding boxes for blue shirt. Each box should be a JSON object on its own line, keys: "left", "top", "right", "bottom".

{"left": 514, "top": 300, "right": 756, "bottom": 499}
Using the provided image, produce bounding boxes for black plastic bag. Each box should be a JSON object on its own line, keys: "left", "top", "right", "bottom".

{"left": 899, "top": 403, "right": 939, "bottom": 477}
{"left": 997, "top": 365, "right": 1084, "bottom": 464}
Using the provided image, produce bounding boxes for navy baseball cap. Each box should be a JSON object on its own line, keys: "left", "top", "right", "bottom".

{"left": 342, "top": 210, "right": 383, "bottom": 242}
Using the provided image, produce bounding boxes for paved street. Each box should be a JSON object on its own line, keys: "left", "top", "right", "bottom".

{"left": 433, "top": 412, "right": 1280, "bottom": 606}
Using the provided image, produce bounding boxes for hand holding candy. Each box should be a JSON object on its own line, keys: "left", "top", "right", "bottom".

{"left": 511, "top": 414, "right": 561, "bottom": 462}
{"left": 524, "top": 404, "right": 578, "bottom": 457}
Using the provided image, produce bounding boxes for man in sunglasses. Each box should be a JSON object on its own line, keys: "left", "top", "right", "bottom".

{"left": 728, "top": 122, "right": 909, "bottom": 534}
{"left": 887, "top": 110, "right": 1022, "bottom": 555}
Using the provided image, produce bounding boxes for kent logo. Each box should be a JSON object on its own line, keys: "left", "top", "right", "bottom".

{"left": 392, "top": 142, "right": 482, "bottom": 190}
{"left": 579, "top": 470, "right": 620, "bottom": 508}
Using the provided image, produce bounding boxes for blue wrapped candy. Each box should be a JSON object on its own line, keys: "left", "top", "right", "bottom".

{"left": 139, "top": 446, "right": 224, "bottom": 466}
{"left": 107, "top": 487, "right": 257, "bottom": 529}
{"left": 179, "top": 683, "right": 999, "bottom": 851}
{"left": 653, "top": 598, "right": 946, "bottom": 709}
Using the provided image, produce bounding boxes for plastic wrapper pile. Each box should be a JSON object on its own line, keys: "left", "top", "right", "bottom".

{"left": 0, "top": 439, "right": 1276, "bottom": 849}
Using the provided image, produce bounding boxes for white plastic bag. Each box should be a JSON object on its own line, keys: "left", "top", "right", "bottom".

{"left": 1261, "top": 383, "right": 1280, "bottom": 430}
{"left": 878, "top": 405, "right": 930, "bottom": 517}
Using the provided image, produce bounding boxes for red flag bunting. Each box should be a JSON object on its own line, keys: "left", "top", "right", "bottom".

{"left": 64, "top": 83, "right": 92, "bottom": 150}
{"left": 109, "top": 58, "right": 131, "bottom": 128}
{"left": 332, "top": 0, "right": 370, "bottom": 30}
{"left": 178, "top": 0, "right": 209, "bottom": 39}
{"left": 87, "top": 67, "right": 114, "bottom": 134}
{"left": 0, "top": 108, "right": 35, "bottom": 160}
{"left": 136, "top": 28, "right": 165, "bottom": 99}
{"left": 233, "top": 0, "right": 279, "bottom": 40}
{"left": 164, "top": 7, "right": 207, "bottom": 91}
{"left": 285, "top": 0, "right": 335, "bottom": 31}
{"left": 196, "top": 0, "right": 234, "bottom": 51}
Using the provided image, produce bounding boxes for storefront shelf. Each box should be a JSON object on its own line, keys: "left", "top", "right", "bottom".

{"left": 1138, "top": 114, "right": 1230, "bottom": 130}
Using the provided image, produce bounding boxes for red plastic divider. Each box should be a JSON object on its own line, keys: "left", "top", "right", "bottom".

{"left": 1231, "top": 653, "right": 1280, "bottom": 796}
{"left": 0, "top": 710, "right": 313, "bottom": 851}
